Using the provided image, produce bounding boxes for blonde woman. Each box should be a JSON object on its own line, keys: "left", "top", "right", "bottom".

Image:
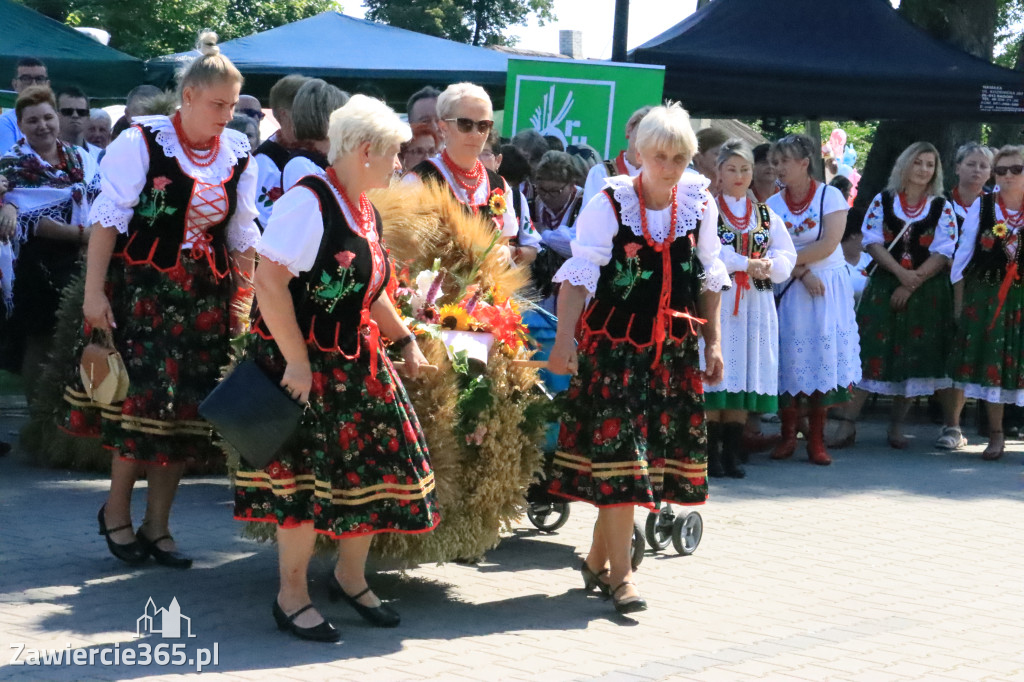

{"left": 548, "top": 102, "right": 727, "bottom": 614}
{"left": 831, "top": 143, "right": 959, "bottom": 449}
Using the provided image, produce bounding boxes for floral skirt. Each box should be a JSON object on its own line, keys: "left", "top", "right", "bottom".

{"left": 549, "top": 333, "right": 708, "bottom": 509}
{"left": 233, "top": 335, "right": 440, "bottom": 540}
{"left": 856, "top": 270, "right": 953, "bottom": 396}
{"left": 61, "top": 257, "right": 233, "bottom": 464}
{"left": 950, "top": 277, "right": 1024, "bottom": 405}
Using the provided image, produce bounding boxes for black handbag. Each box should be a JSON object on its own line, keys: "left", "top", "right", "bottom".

{"left": 199, "top": 360, "right": 305, "bottom": 469}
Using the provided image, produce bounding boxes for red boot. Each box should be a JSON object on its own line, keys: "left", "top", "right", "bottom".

{"left": 770, "top": 407, "right": 799, "bottom": 460}
{"left": 807, "top": 408, "right": 832, "bottom": 466}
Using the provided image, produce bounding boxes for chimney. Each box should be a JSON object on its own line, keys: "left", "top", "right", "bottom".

{"left": 559, "top": 30, "right": 583, "bottom": 59}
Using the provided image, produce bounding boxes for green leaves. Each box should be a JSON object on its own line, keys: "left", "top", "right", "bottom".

{"left": 364, "top": 0, "right": 555, "bottom": 47}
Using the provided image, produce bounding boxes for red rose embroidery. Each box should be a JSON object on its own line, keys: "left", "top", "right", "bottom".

{"left": 919, "top": 234, "right": 934, "bottom": 247}
{"left": 334, "top": 250, "right": 356, "bottom": 268}
{"left": 310, "top": 372, "right": 327, "bottom": 396}
{"left": 624, "top": 243, "right": 642, "bottom": 259}
{"left": 267, "top": 187, "right": 283, "bottom": 202}
{"left": 165, "top": 358, "right": 179, "bottom": 382}
{"left": 601, "top": 418, "right": 621, "bottom": 440}
{"left": 599, "top": 482, "right": 614, "bottom": 496}
{"left": 346, "top": 472, "right": 361, "bottom": 486}
{"left": 152, "top": 176, "right": 172, "bottom": 192}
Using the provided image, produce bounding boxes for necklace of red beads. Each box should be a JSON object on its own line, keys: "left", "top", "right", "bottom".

{"left": 782, "top": 179, "right": 817, "bottom": 215}
{"left": 326, "top": 167, "right": 374, "bottom": 237}
{"left": 998, "top": 192, "right": 1024, "bottom": 229}
{"left": 898, "top": 191, "right": 928, "bottom": 220}
{"left": 172, "top": 112, "right": 220, "bottom": 167}
{"left": 634, "top": 174, "right": 678, "bottom": 252}
{"left": 718, "top": 194, "right": 753, "bottom": 229}
{"left": 441, "top": 149, "right": 485, "bottom": 194}
{"left": 951, "top": 186, "right": 975, "bottom": 213}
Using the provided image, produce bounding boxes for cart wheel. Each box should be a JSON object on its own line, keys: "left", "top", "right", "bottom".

{"left": 672, "top": 512, "right": 703, "bottom": 555}
{"left": 526, "top": 501, "right": 570, "bottom": 532}
{"left": 631, "top": 522, "right": 645, "bottom": 570}
{"left": 644, "top": 505, "right": 675, "bottom": 551}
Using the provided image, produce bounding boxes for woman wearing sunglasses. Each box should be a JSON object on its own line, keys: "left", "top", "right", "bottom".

{"left": 946, "top": 145, "right": 1024, "bottom": 461}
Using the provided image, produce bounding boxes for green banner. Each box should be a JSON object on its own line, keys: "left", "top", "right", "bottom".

{"left": 504, "top": 58, "right": 665, "bottom": 159}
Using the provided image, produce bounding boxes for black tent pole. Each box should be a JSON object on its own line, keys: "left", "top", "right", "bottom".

{"left": 612, "top": 0, "right": 629, "bottom": 62}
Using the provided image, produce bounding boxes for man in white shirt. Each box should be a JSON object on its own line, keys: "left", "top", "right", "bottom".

{"left": 57, "top": 86, "right": 102, "bottom": 158}
{"left": 0, "top": 57, "right": 49, "bottom": 154}
{"left": 580, "top": 105, "right": 652, "bottom": 207}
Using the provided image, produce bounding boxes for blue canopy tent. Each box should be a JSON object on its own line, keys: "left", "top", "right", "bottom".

{"left": 145, "top": 12, "right": 512, "bottom": 109}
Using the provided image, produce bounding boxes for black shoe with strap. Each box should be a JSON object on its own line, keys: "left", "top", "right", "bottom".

{"left": 611, "top": 581, "right": 648, "bottom": 615}
{"left": 272, "top": 601, "right": 341, "bottom": 643}
{"left": 136, "top": 528, "right": 193, "bottom": 569}
{"left": 97, "top": 505, "right": 148, "bottom": 565}
{"left": 580, "top": 560, "right": 612, "bottom": 597}
{"left": 327, "top": 573, "right": 400, "bottom": 628}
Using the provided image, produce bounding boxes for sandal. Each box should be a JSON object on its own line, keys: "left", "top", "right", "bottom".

{"left": 580, "top": 561, "right": 611, "bottom": 597}
{"left": 611, "top": 581, "right": 647, "bottom": 615}
{"left": 982, "top": 430, "right": 1005, "bottom": 461}
{"left": 935, "top": 426, "right": 967, "bottom": 451}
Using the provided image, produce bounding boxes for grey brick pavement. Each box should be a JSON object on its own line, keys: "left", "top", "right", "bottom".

{"left": 1, "top": 406, "right": 1023, "bottom": 681}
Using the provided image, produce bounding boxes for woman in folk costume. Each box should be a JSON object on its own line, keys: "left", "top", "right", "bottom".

{"left": 279, "top": 79, "right": 349, "bottom": 192}
{"left": 74, "top": 33, "right": 260, "bottom": 567}
{"left": 404, "top": 82, "right": 541, "bottom": 267}
{"left": 948, "top": 143, "right": 993, "bottom": 237}
{"left": 234, "top": 95, "right": 439, "bottom": 642}
{"left": 766, "top": 134, "right": 859, "bottom": 466}
{"left": 703, "top": 139, "right": 796, "bottom": 478}
{"left": 945, "top": 145, "right": 1024, "bottom": 461}
{"left": 547, "top": 103, "right": 728, "bottom": 614}
{"left": 830, "top": 143, "right": 959, "bottom": 450}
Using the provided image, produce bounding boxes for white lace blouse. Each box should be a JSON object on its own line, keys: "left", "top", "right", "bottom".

{"left": 552, "top": 174, "right": 729, "bottom": 294}
{"left": 89, "top": 115, "right": 260, "bottom": 254}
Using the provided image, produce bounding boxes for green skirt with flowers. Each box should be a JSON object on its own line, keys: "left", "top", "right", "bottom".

{"left": 856, "top": 270, "right": 953, "bottom": 396}
{"left": 950, "top": 275, "right": 1024, "bottom": 405}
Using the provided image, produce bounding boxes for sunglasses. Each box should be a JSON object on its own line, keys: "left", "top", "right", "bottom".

{"left": 16, "top": 75, "right": 49, "bottom": 85}
{"left": 60, "top": 107, "right": 90, "bottom": 118}
{"left": 566, "top": 145, "right": 597, "bottom": 161}
{"left": 444, "top": 118, "right": 493, "bottom": 135}
{"left": 239, "top": 108, "right": 265, "bottom": 121}
{"left": 994, "top": 164, "right": 1024, "bottom": 176}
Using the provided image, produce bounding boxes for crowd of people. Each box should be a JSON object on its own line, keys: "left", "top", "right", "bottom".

{"left": 0, "top": 34, "right": 1022, "bottom": 640}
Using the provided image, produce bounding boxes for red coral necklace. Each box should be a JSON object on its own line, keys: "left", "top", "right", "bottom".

{"left": 635, "top": 174, "right": 678, "bottom": 253}
{"left": 898, "top": 191, "right": 928, "bottom": 220}
{"left": 441, "top": 149, "right": 485, "bottom": 193}
{"left": 327, "top": 167, "right": 374, "bottom": 236}
{"left": 171, "top": 112, "right": 219, "bottom": 167}
{"left": 998, "top": 192, "right": 1024, "bottom": 229}
{"left": 718, "top": 194, "right": 752, "bottom": 228}
{"left": 783, "top": 179, "right": 817, "bottom": 215}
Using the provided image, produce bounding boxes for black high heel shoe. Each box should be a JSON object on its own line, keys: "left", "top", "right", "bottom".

{"left": 97, "top": 505, "right": 148, "bottom": 565}
{"left": 136, "top": 528, "right": 193, "bottom": 569}
{"left": 611, "top": 582, "right": 648, "bottom": 615}
{"left": 580, "top": 561, "right": 611, "bottom": 597}
{"left": 327, "top": 573, "right": 400, "bottom": 628}
{"left": 272, "top": 601, "right": 341, "bottom": 643}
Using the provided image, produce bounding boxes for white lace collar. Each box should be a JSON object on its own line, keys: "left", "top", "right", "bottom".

{"left": 424, "top": 155, "right": 491, "bottom": 207}
{"left": 135, "top": 115, "right": 251, "bottom": 181}
{"left": 603, "top": 173, "right": 711, "bottom": 239}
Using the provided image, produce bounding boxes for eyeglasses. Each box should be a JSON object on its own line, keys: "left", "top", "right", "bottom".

{"left": 993, "top": 164, "right": 1024, "bottom": 176}
{"left": 239, "top": 108, "right": 265, "bottom": 121}
{"left": 16, "top": 75, "right": 49, "bottom": 85}
{"left": 59, "top": 107, "right": 89, "bottom": 118}
{"left": 566, "top": 145, "right": 597, "bottom": 161}
{"left": 536, "top": 183, "right": 570, "bottom": 196}
{"left": 444, "top": 118, "right": 493, "bottom": 135}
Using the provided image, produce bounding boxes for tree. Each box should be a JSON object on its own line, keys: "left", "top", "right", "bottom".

{"left": 15, "top": 0, "right": 338, "bottom": 58}
{"left": 364, "top": 0, "right": 555, "bottom": 47}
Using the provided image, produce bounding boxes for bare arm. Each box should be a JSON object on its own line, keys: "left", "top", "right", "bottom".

{"left": 82, "top": 224, "right": 118, "bottom": 330}
{"left": 35, "top": 217, "right": 89, "bottom": 243}
{"left": 698, "top": 289, "right": 724, "bottom": 385}
{"left": 547, "top": 283, "right": 588, "bottom": 375}
{"left": 253, "top": 259, "right": 312, "bottom": 403}
{"left": 370, "top": 295, "right": 429, "bottom": 378}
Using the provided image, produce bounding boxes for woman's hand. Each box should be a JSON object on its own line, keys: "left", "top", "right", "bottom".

{"left": 702, "top": 341, "right": 724, "bottom": 385}
{"left": 83, "top": 290, "right": 116, "bottom": 330}
{"left": 897, "top": 268, "right": 923, "bottom": 292}
{"left": 746, "top": 258, "right": 772, "bottom": 279}
{"left": 400, "top": 339, "right": 428, "bottom": 379}
{"left": 803, "top": 272, "right": 826, "bottom": 297}
{"left": 280, "top": 361, "right": 312, "bottom": 404}
{"left": 0, "top": 176, "right": 8, "bottom": 195}
{"left": 890, "top": 285, "right": 912, "bottom": 312}
{"left": 0, "top": 204, "right": 16, "bottom": 242}
{"left": 547, "top": 337, "right": 578, "bottom": 375}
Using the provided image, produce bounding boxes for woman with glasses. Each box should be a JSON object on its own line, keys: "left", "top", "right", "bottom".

{"left": 829, "top": 142, "right": 959, "bottom": 451}
{"left": 945, "top": 145, "right": 1024, "bottom": 461}
{"left": 766, "top": 133, "right": 858, "bottom": 466}
{"left": 399, "top": 122, "right": 439, "bottom": 175}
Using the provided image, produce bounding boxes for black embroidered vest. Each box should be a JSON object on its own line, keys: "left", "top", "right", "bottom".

{"left": 119, "top": 123, "right": 246, "bottom": 278}
{"left": 879, "top": 191, "right": 945, "bottom": 271}
{"left": 717, "top": 202, "right": 772, "bottom": 291}
{"left": 289, "top": 148, "right": 329, "bottom": 171}
{"left": 582, "top": 188, "right": 704, "bottom": 348}
{"left": 413, "top": 159, "right": 506, "bottom": 225}
{"left": 251, "top": 175, "right": 391, "bottom": 355}
{"left": 254, "top": 138, "right": 290, "bottom": 174}
{"left": 963, "top": 193, "right": 1023, "bottom": 287}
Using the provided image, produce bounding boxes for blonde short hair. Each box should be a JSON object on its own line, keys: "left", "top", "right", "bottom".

{"left": 176, "top": 31, "right": 243, "bottom": 101}
{"left": 436, "top": 82, "right": 492, "bottom": 120}
{"left": 993, "top": 144, "right": 1024, "bottom": 168}
{"left": 633, "top": 101, "right": 698, "bottom": 161}
{"left": 328, "top": 94, "right": 412, "bottom": 163}
{"left": 626, "top": 105, "right": 653, "bottom": 132}
{"left": 886, "top": 141, "right": 943, "bottom": 196}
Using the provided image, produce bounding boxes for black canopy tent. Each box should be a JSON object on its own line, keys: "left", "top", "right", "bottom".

{"left": 631, "top": 0, "right": 1024, "bottom": 121}
{"left": 0, "top": 0, "right": 144, "bottom": 102}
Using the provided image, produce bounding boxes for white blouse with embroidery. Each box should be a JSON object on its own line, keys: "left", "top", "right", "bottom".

{"left": 861, "top": 192, "right": 957, "bottom": 260}
{"left": 89, "top": 115, "right": 260, "bottom": 254}
{"left": 951, "top": 197, "right": 1024, "bottom": 284}
{"left": 717, "top": 194, "right": 797, "bottom": 283}
{"left": 552, "top": 174, "right": 729, "bottom": 294}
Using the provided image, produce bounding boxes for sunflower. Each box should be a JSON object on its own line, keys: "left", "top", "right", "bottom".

{"left": 993, "top": 221, "right": 1009, "bottom": 239}
{"left": 488, "top": 189, "right": 507, "bottom": 216}
{"left": 438, "top": 303, "right": 475, "bottom": 331}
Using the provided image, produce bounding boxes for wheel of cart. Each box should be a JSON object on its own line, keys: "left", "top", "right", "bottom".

{"left": 671, "top": 511, "right": 703, "bottom": 555}
{"left": 526, "top": 496, "right": 570, "bottom": 532}
{"left": 631, "top": 522, "right": 645, "bottom": 570}
{"left": 643, "top": 504, "right": 677, "bottom": 551}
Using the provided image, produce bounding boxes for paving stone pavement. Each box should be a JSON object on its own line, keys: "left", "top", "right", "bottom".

{"left": 1, "top": 407, "right": 1023, "bottom": 681}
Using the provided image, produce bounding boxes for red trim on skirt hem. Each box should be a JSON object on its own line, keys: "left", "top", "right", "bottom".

{"left": 233, "top": 514, "right": 440, "bottom": 541}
